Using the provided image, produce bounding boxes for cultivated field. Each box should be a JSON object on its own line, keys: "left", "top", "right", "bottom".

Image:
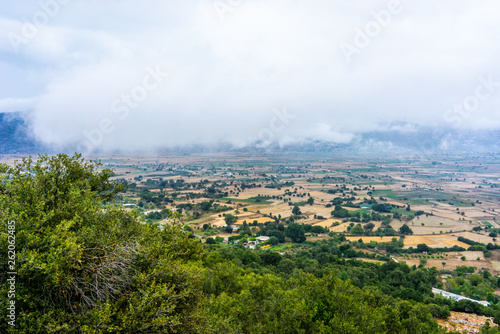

{"left": 3, "top": 152, "right": 499, "bottom": 273}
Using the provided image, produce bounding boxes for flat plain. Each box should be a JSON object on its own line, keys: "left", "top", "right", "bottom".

{"left": 3, "top": 152, "right": 499, "bottom": 273}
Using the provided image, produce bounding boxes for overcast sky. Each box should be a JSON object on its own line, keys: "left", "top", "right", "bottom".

{"left": 1, "top": 0, "right": 499, "bottom": 152}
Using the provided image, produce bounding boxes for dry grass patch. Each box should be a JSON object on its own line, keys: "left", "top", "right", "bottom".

{"left": 235, "top": 216, "right": 275, "bottom": 225}
{"left": 390, "top": 217, "right": 471, "bottom": 235}
{"left": 345, "top": 236, "right": 397, "bottom": 243}
{"left": 402, "top": 235, "right": 470, "bottom": 249}
{"left": 437, "top": 311, "right": 496, "bottom": 333}
{"left": 312, "top": 219, "right": 341, "bottom": 229}
{"left": 455, "top": 231, "right": 500, "bottom": 245}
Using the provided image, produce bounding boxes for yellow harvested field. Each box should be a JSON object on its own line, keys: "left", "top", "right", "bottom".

{"left": 402, "top": 235, "right": 470, "bottom": 249}
{"left": 346, "top": 236, "right": 398, "bottom": 243}
{"left": 233, "top": 212, "right": 261, "bottom": 219}
{"left": 312, "top": 219, "right": 342, "bottom": 229}
{"left": 346, "top": 234, "right": 470, "bottom": 249}
{"left": 210, "top": 218, "right": 227, "bottom": 227}
{"left": 307, "top": 236, "right": 329, "bottom": 241}
{"left": 329, "top": 222, "right": 352, "bottom": 233}
{"left": 235, "top": 216, "right": 275, "bottom": 225}
{"left": 390, "top": 215, "right": 474, "bottom": 235}
{"left": 401, "top": 251, "right": 496, "bottom": 273}
{"left": 309, "top": 205, "right": 337, "bottom": 217}
{"left": 460, "top": 251, "right": 484, "bottom": 261}
{"left": 491, "top": 261, "right": 500, "bottom": 271}
{"left": 236, "top": 188, "right": 289, "bottom": 197}
{"left": 246, "top": 202, "right": 292, "bottom": 215}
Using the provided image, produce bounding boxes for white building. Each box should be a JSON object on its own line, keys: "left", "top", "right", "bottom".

{"left": 432, "top": 288, "right": 490, "bottom": 306}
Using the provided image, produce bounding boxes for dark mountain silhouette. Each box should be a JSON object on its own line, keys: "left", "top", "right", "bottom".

{"left": 0, "top": 112, "right": 45, "bottom": 154}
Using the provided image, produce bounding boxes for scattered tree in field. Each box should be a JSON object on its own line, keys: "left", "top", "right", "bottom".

{"left": 292, "top": 205, "right": 302, "bottom": 215}
{"left": 364, "top": 222, "right": 375, "bottom": 231}
{"left": 399, "top": 224, "right": 413, "bottom": 235}
{"left": 417, "top": 244, "right": 430, "bottom": 252}
{"left": 351, "top": 224, "right": 364, "bottom": 235}
{"left": 331, "top": 205, "right": 349, "bottom": 218}
{"left": 224, "top": 213, "right": 237, "bottom": 225}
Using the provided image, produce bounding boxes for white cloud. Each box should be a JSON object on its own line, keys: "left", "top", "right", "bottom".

{"left": 0, "top": 97, "right": 37, "bottom": 113}
{"left": 0, "top": 0, "right": 499, "bottom": 151}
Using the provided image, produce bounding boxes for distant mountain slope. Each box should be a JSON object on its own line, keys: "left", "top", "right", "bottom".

{"left": 0, "top": 112, "right": 44, "bottom": 154}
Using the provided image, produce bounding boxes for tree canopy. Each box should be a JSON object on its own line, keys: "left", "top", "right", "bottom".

{"left": 399, "top": 224, "right": 414, "bottom": 235}
{"left": 0, "top": 154, "right": 205, "bottom": 332}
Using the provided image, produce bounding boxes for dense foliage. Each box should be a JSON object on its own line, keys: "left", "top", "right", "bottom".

{"left": 1, "top": 155, "right": 205, "bottom": 333}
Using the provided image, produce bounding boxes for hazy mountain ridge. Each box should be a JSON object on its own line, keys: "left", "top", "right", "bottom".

{"left": 0, "top": 112, "right": 45, "bottom": 154}
{"left": 1, "top": 112, "right": 499, "bottom": 155}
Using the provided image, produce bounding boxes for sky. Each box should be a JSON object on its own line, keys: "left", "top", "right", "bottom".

{"left": 1, "top": 0, "right": 499, "bottom": 152}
